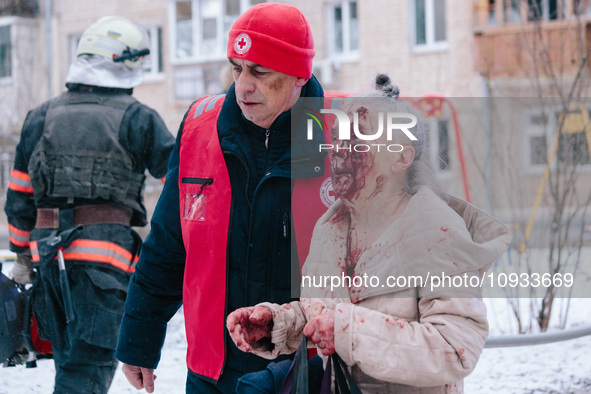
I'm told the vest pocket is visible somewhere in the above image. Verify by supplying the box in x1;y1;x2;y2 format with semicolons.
181;178;213;221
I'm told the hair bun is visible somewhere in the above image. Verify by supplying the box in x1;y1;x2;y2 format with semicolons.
375;73;400;99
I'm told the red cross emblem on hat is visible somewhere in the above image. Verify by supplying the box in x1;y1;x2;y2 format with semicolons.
234;33;252;55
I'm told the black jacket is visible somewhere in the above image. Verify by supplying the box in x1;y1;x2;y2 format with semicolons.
4;84;175;254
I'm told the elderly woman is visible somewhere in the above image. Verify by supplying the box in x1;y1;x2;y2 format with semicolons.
227;74;511;393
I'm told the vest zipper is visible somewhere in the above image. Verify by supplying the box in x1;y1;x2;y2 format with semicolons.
265;129;270;150
220;196;234;377
222;151;252;206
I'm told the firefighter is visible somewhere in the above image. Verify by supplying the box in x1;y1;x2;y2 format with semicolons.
4;15;175;394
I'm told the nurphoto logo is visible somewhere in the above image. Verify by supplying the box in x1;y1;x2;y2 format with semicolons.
305;108;418;153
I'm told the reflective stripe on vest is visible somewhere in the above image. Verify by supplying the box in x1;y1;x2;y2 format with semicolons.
29;239;137;273
8;169;34;193
30;241;39;261
8;224;30;248
193;94;225;119
179;95;338;381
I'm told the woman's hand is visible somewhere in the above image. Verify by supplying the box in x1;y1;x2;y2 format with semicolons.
303;311;335;356
226;306;273;352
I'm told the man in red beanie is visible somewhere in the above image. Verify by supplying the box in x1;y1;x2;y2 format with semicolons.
115;3;325;393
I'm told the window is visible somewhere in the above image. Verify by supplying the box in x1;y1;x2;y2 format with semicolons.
426;117;451;173
557;131;590;165
574;0;591;16
525;111;550;168
523;106;591;170
143;26;164;78
412;0;446;50
504;0;522;23
174;0;193;58
487;0;521;25
488;0;496;23
172;0;265;62
0;24;11;79
437;119;450;171
326;1;359;58
68;34;79;65
485;0;577;25
527;0;565;21
0;152;13;202
530;135;548;165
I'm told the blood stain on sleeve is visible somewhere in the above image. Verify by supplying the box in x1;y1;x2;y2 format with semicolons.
457;348;467;362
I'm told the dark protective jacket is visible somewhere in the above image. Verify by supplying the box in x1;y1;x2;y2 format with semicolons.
4;84;175;262
4;84;174;393
115;77;325;392
28;91;145;219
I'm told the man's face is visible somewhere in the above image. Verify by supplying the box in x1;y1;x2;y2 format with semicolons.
230;58;307;129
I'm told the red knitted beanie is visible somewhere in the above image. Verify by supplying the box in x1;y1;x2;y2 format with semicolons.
227;3;315;79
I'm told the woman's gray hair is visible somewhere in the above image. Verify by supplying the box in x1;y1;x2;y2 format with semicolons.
357;73;448;201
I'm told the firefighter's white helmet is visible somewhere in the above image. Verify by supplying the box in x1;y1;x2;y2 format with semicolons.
76;16;148;68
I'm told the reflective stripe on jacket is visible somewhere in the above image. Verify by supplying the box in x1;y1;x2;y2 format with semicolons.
30;238;138;273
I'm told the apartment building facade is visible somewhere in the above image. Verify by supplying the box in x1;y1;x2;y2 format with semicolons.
1;0;591;244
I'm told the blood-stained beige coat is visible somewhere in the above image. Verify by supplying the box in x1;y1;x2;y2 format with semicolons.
253;186;512;393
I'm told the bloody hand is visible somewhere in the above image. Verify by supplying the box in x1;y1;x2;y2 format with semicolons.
303;311;335;356
227;306;273;352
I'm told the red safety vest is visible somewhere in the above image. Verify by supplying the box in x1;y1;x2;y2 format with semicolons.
178;94;340;381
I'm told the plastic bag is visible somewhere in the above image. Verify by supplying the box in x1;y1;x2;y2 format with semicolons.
279;336;361;394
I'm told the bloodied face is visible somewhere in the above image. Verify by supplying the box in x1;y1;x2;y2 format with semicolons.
329;105;382;201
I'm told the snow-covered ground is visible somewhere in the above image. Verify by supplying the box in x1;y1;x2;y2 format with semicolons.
0;307;188;394
466;297;591;393
2;262;591;393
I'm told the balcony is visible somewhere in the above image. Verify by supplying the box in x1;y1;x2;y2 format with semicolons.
473;0;591;79
474;19;590;79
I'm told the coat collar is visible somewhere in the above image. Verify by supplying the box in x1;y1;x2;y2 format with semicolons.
303;187;512;301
